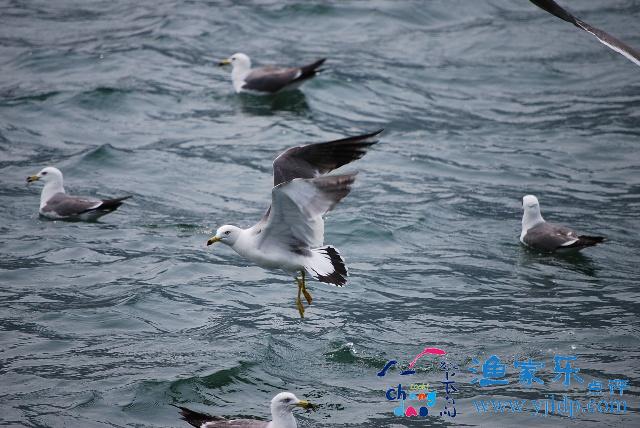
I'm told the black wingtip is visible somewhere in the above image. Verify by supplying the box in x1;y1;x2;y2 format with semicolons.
337;128;384;144
579;235;606;245
297;58;328;81
368;128;384;137
562;235;606;250
351;128;384;138
529;0;580;27
106;195;132;202
99;195;132;211
171;404;218;428
309;58;327;69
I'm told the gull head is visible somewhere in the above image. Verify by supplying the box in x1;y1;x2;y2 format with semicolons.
522;194;544;228
218;52;251;70
207;225;242;246
27;166;63;185
522;194;540;211
270;392;314;417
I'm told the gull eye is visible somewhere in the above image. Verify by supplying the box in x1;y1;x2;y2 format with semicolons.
224;230;231;235
41;171;48;175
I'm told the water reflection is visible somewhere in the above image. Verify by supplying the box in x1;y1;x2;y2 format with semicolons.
237;90;311;116
516;246;599;278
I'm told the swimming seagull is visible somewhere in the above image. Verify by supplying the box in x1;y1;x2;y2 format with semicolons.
219;53;326;94
529;0;640;66
207;129;382;317
520;195;605;252
26;166;131;220
175;392;314;428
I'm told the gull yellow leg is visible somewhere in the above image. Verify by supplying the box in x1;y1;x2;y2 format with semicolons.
294;270;312;318
295;273;305;318
300;270;312;305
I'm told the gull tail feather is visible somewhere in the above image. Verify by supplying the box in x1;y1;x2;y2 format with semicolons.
305;245;347;286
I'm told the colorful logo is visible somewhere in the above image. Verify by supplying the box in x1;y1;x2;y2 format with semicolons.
386;383;437;417
378;346;457;418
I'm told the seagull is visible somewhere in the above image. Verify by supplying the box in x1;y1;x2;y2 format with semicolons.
206;129;382;317
175;392;314;428
529;0;640;66
26;166;131;221
520;195;605;252
218;53;326;94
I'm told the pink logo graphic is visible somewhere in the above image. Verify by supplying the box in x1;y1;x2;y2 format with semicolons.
408;347;447;369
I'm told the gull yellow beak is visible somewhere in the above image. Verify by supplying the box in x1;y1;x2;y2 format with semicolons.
218;58;231;66
207;236;222;246
295;400;315;410
26;175;39;183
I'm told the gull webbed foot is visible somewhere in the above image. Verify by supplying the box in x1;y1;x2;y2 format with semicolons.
296;297;305;318
302;287;313;306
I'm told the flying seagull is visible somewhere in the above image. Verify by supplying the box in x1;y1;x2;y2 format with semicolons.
219;53;326;94
26;166;131;221
175;392;314;428
520;195;605;252
529;0;640;66
206;129;382;317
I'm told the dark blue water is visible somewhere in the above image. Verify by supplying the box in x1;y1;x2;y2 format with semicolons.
1;1;639;426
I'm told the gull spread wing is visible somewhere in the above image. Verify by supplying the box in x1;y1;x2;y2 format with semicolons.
272;129;382;186
256;174;356;253
530;0;640;66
